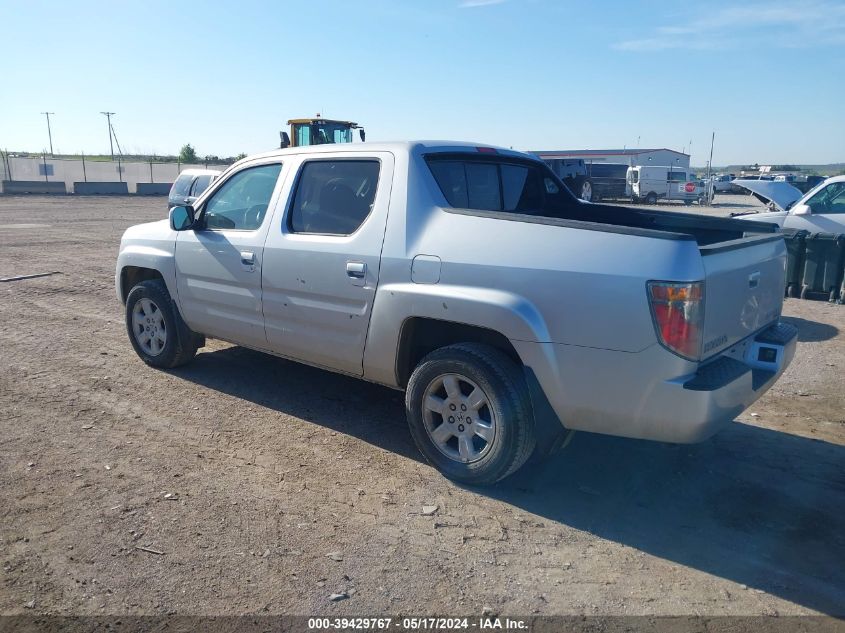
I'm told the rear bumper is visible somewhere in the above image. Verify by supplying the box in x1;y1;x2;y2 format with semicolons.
514;321;798;444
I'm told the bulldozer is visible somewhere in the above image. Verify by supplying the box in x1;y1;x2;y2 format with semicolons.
280;116;365;149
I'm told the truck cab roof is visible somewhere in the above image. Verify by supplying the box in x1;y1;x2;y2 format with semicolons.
242;141;540;163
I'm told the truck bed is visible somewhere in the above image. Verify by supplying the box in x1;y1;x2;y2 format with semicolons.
563;202;780;246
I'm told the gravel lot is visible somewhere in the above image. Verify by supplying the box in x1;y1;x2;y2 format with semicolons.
1;196;843;618
608;191;769;217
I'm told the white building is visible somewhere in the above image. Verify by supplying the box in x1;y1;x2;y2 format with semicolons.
532;148;690;169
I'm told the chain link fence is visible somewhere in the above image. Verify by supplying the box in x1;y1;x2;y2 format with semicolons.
0;153;231;194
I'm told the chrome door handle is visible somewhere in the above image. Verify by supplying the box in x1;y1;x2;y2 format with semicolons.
346;261;366;278
241;251;255;265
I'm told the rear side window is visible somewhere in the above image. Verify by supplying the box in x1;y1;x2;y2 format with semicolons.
171;174;193;197
427;157;558;214
191;174;214;196
289;160;380;235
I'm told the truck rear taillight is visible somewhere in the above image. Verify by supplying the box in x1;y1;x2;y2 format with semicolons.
647;281;705;360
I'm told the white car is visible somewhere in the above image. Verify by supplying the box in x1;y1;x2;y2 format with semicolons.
733;175;845;233
711;174;736;192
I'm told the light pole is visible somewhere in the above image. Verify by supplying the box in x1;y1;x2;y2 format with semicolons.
41;112;55;156
101;112;116;160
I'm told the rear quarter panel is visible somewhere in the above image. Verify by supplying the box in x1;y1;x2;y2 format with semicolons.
363;147;707;384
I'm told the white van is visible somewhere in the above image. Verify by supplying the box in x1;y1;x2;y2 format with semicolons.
626;165;699;205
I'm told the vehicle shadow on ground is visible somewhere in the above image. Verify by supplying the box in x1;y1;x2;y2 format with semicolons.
172;345;423;462
491;426;845;616
174;347;845;616
780;316;839;342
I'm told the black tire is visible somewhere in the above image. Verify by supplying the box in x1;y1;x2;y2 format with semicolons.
125;279;198;368
405;343;536;485
645;192;658;205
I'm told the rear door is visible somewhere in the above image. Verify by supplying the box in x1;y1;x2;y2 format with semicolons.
261;151;394;375
175;162;285;348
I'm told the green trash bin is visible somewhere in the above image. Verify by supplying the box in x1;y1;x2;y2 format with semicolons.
800;233;845;302
782;229;809;298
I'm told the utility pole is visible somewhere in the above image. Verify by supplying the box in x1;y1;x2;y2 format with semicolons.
707;131;715;205
101;112;116;160
41;112;55;156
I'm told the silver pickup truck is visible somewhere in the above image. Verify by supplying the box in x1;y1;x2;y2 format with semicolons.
116;141;798;484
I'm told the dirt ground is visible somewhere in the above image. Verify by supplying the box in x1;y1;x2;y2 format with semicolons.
1;196;843;618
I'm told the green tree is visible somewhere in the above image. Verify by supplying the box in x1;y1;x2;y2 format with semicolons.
178;143;198;163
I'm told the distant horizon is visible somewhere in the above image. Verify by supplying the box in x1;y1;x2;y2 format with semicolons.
4;147;842;176
2;0;843;165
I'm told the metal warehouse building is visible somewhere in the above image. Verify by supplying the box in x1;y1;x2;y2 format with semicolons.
532;148;690;169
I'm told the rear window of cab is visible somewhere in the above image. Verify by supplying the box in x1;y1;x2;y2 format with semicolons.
426;155;561;214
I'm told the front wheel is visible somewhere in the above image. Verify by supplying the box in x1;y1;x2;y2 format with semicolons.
645;192;658;205
125;279;198;368
405;343;536;485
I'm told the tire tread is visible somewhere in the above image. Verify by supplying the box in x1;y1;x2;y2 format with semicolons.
126;279;197;368
406;342;536;484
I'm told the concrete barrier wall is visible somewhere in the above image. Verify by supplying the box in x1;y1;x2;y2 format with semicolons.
73;182;130;195
2;157;228;194
2;180;67;194
136;183;172;195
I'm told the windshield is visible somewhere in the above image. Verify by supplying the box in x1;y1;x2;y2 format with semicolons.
311;122;353;144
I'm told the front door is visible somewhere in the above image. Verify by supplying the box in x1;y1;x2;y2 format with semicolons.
789;181;845;233
262;152;394;375
175;162;285;348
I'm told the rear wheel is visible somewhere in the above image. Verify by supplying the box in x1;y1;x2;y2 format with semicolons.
405;343;535;485
125;279;198;368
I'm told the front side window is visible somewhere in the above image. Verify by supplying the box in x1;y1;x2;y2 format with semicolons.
203;163;282;230
805;182;845;214
427;157;559;214
288;160;380;235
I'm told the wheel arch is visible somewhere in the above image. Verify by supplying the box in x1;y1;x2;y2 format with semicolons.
119;266;165;303
394;317;521;388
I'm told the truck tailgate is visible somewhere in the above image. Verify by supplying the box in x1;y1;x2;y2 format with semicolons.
699;234;786;359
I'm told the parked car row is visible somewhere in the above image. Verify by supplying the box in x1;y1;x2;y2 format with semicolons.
732;175;845;233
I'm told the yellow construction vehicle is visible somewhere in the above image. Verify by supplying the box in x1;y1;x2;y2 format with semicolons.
280;115;365;148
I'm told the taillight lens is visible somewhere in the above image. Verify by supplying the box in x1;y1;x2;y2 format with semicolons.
647;281;705;360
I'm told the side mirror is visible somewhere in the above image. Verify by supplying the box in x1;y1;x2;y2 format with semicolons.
280;131;291;149
169;205;195;231
792;203;811;216
359;128;366;142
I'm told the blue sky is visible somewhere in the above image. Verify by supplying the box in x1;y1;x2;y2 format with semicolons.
1;0;843;165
